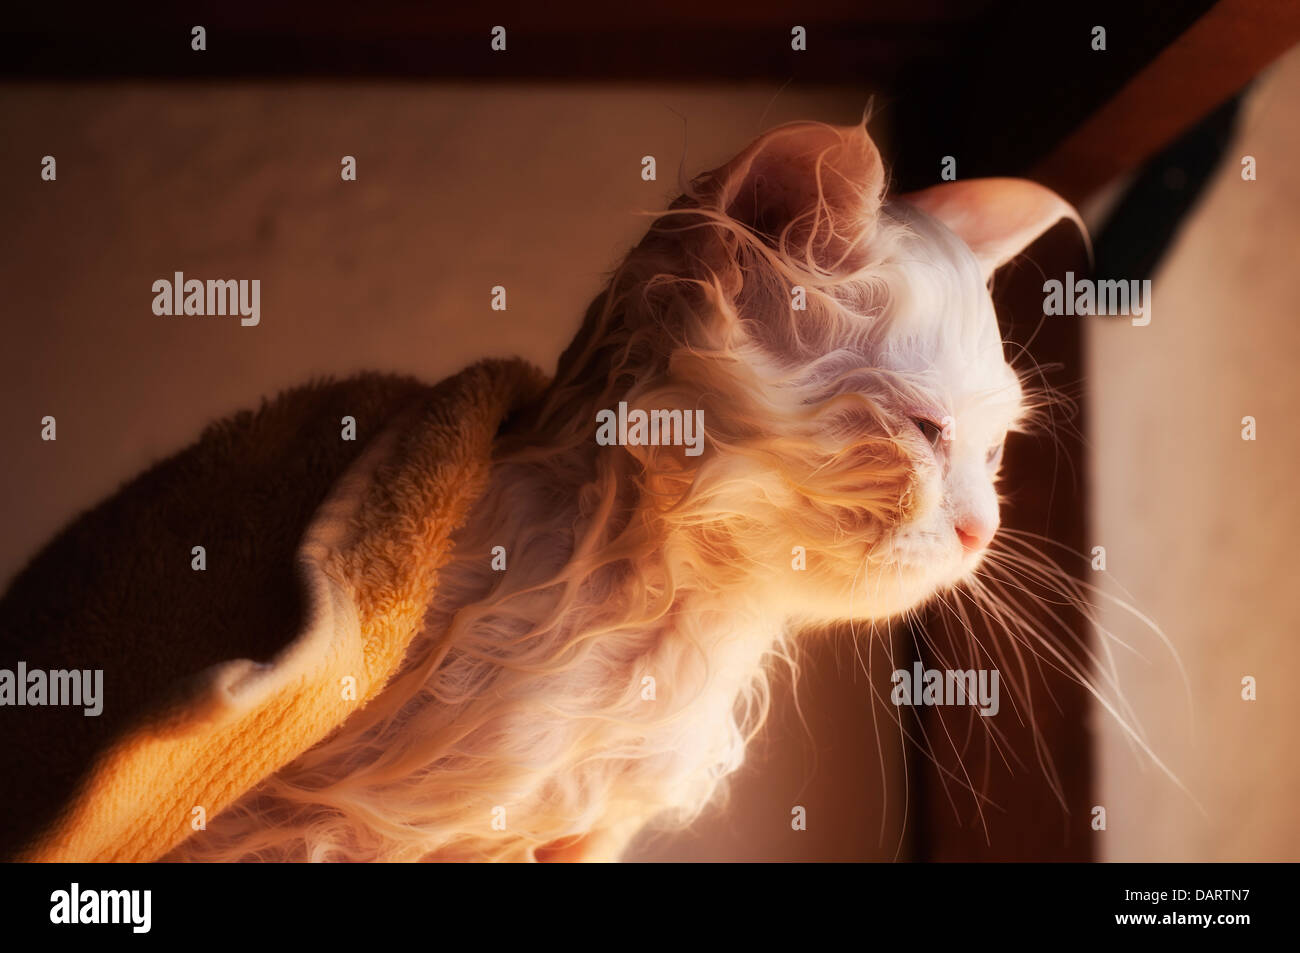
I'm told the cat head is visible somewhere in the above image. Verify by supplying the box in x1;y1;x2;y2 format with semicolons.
539;120;1085;623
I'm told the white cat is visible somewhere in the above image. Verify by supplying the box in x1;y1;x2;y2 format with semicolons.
174;120;1088;862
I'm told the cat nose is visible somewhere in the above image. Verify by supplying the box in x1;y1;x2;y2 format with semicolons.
955;518;995;553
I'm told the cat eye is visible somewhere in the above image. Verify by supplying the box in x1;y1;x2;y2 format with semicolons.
911;417;943;447
987;442;1005;466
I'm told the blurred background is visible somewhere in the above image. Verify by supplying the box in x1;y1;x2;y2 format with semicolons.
1;1;1297;860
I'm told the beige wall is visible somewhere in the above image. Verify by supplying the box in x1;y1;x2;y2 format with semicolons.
1090;47;1300;861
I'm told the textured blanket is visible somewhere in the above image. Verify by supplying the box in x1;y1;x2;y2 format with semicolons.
0;358;547;862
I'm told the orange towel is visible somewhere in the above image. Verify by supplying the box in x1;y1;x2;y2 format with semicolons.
0;358;547;862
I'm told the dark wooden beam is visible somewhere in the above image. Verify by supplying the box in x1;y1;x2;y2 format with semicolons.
1034;0;1300;204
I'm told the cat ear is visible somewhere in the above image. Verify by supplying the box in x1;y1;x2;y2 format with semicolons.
900;179;1090;283
692;121;886;273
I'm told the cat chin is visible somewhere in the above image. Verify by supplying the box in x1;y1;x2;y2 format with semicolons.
854;558;972;619
783;563;964;624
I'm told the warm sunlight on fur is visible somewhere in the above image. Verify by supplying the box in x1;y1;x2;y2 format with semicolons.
169;119;1159;863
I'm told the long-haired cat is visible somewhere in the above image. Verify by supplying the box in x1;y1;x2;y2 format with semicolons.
172;118;1094;862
